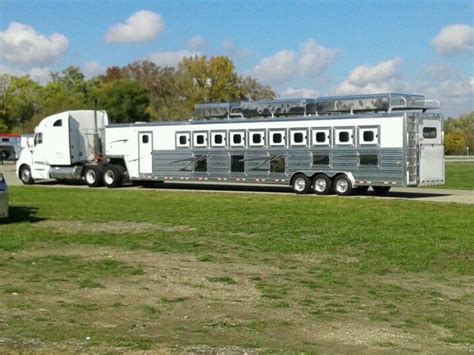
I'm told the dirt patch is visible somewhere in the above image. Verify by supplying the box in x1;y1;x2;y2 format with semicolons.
34;220;194;234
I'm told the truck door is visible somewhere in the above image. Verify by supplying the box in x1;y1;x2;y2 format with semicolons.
418;118;444;185
31;131;50;179
138;132;153;175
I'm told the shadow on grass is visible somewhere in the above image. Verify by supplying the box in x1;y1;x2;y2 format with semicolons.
2;206;45;224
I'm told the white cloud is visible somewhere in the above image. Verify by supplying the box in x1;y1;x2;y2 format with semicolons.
148;50;200;67
334;57;404;95
438;77;474;98
28;67;51;84
432;24;473;54
347;57;402;86
253;50;296;84
0;22;68;68
186;36;204;50
221;40;252;59
421;64;456;80
105;10;164;44
280;87;320;98
253;39;337;85
83;61;105;78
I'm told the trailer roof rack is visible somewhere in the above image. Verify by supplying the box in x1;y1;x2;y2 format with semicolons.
193;93;440;119
315;93;440;115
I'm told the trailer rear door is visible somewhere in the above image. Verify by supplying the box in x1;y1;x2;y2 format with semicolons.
418;118;444;185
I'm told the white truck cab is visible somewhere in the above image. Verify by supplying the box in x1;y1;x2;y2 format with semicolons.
17;110;108;184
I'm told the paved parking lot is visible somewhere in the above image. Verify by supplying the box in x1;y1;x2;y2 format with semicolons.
2;162;473;204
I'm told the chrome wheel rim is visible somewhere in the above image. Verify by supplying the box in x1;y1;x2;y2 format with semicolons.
294;177;306;192
85;170;96;184
21;169;30;182
336;179;348;193
315;178;327;192
104;170;115;185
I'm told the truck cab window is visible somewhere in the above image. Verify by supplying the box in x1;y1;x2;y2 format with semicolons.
34;133;43;146
53;119;62;127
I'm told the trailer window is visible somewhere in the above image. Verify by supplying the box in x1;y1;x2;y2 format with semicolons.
1;138;9;142
193;132;208;147
269;130;286;146
270;156;285;173
339;132;349;142
53;119;62;127
230;132;245;147
335;128;354;145
142;135;149;144
231;155;245;172
312;129;330;146
313;155;329;165
211;132;226;147
250;131;265;147
291;130;307;146
359;127;379;145
177;133;190;147
360;155;378;166
423;127;437;139
194;156;207;172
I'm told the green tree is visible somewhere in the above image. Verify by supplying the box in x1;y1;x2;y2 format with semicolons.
90;79;150;123
3;75;43;132
238;76;276;101
444;132;467;155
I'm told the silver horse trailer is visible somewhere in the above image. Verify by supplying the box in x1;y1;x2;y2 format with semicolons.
102;93;444;195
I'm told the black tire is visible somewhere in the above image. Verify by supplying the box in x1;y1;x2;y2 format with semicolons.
373;186;391;195
291;174;311;194
333;175;353;196
19;165;34;185
354;186;369;194
312;174;333;195
103;165;124;188
83;165;103;187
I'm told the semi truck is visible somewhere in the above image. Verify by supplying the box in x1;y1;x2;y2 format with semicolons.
16;93;445;195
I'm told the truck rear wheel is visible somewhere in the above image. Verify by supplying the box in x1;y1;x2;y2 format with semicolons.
103;165;124;188
83;165;103;187
19;165;34;185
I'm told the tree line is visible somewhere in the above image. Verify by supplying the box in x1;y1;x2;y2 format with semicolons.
0;56;275;133
444;112;474;155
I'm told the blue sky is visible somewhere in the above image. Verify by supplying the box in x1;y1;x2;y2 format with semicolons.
0;0;473;117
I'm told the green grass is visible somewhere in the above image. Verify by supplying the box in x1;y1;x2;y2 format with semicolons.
434;162;474;190
0;186;472;352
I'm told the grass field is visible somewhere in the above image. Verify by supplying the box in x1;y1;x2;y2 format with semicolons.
436;162;474;190
0;187;473;353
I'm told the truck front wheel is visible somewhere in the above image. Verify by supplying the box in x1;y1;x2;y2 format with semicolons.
83;165;103;187
20;165;35;185
103;165;124;188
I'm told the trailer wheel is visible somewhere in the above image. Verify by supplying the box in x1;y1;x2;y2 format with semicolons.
291;174;311;194
83;165;103;187
373;186;391;195
312;174;333;195
19;165;34;185
103;165;124;188
334;175;353;196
